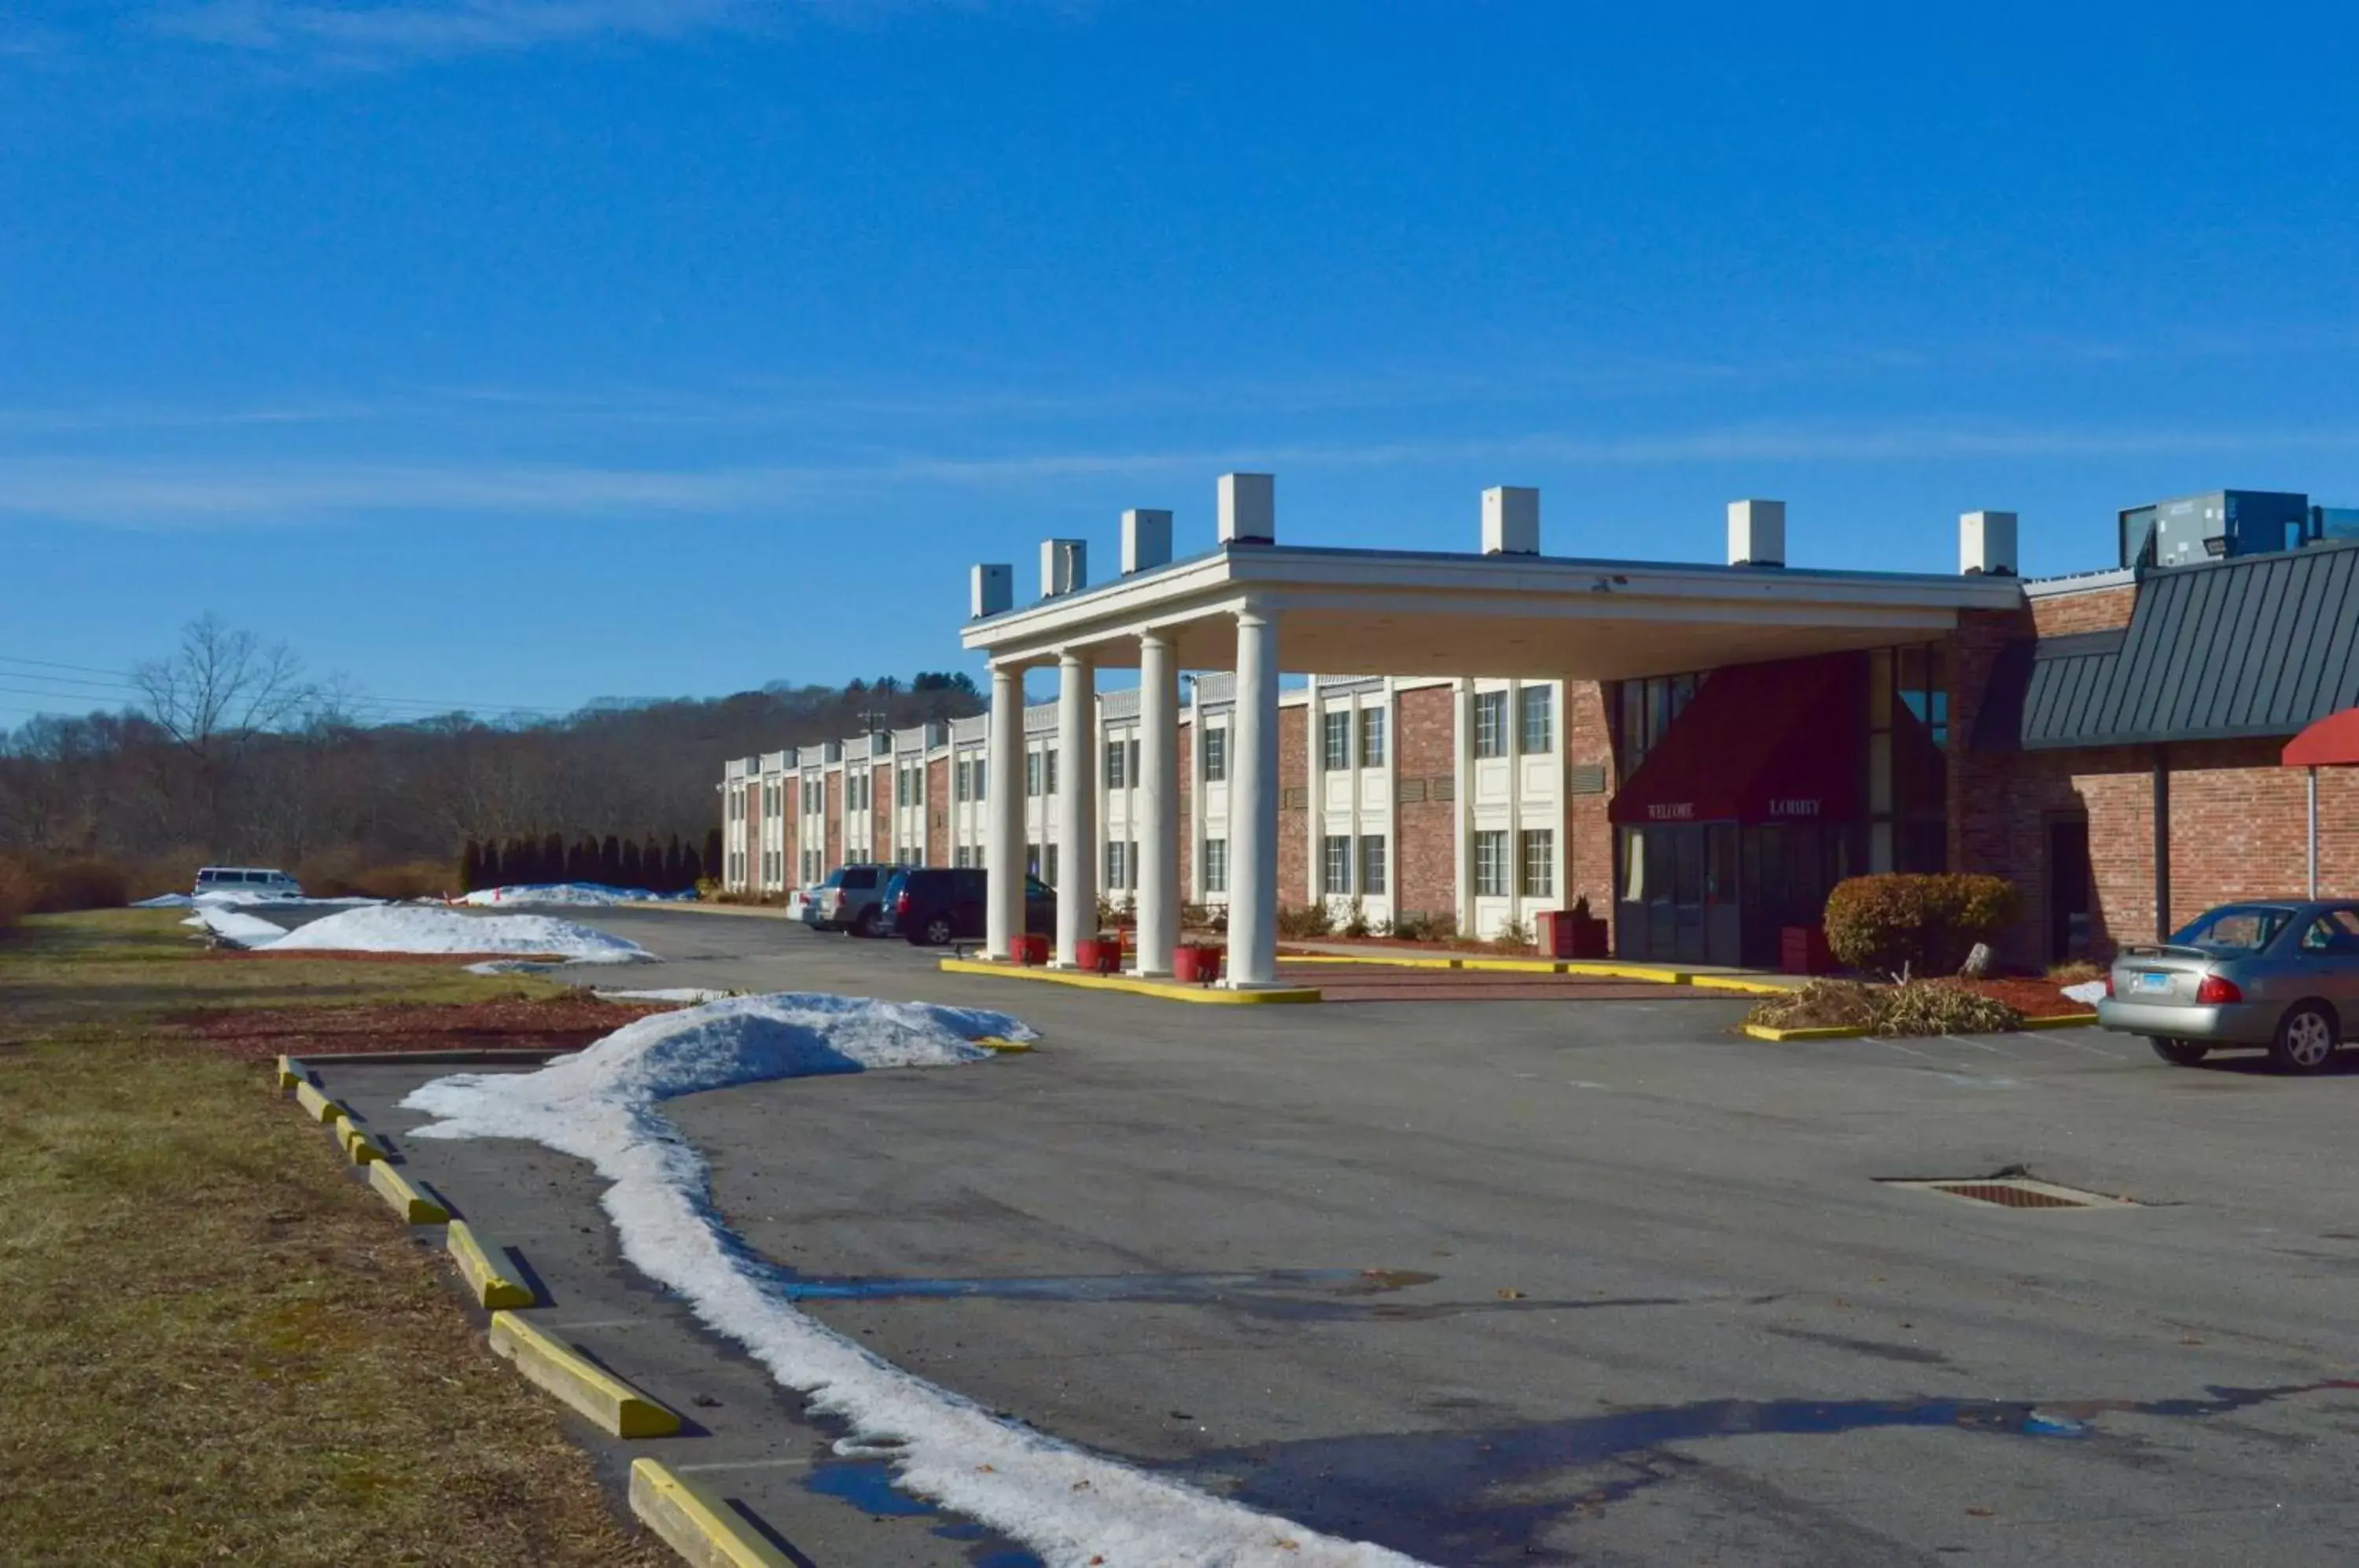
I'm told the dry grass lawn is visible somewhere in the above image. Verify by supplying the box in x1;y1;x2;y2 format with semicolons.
0;910;668;1566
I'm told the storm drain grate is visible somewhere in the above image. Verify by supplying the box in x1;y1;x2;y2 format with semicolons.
1879;1176;2136;1210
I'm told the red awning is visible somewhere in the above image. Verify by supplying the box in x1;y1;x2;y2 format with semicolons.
1609;653;1864;826
2284;707;2359;768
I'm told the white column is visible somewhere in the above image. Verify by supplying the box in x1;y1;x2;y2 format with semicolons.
1229;603;1281;986
1054;651;1099;966
986;664;1025;960
1306;674;1325;904
1453;678;1475;935
1137;631;1180;977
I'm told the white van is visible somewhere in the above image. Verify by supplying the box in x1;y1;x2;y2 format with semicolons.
192;867;306;900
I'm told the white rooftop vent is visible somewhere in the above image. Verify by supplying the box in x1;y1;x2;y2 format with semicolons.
1122;509;1173;574
1960;510;2019;576
1040;538;1087;598
1728;499;1786;568
970;562;1013;618
1218;473;1275;545
1482;486;1540;555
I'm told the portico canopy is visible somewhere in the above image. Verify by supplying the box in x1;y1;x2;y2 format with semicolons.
2284;707;2359;768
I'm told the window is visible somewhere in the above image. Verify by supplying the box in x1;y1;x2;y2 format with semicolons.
1202;727;1227;782
1045;749;1059;796
972;759;985;801
2172;905;2295;951
1322;710;1351;771
1105;840;1137;890
954;760;970;802
1044;844;1059;888
1026;843;1042;878
2301;911;2359;955
1026;753;1042;797
1474;830;1510;897
954;845;970;869
1519;829;1555;897
1616;672;1705;776
1359;708;1386;768
1323;835;1352;894
1106;738;1128;790
1519;685;1554;753
1359;835;1387;895
1474;690;1508;758
1106;840;1126;889
1202;837;1229;893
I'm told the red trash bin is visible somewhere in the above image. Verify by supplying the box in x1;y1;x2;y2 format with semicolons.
1779;925;1833;974
1173;944;1223;985
1536;909;1575;959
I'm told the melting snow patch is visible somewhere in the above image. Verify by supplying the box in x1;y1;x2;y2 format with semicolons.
399;996;1421;1568
193;906;293;947
595;987;735;1003
263;905;654;963
2060;980;2107;1007
458;882;694;907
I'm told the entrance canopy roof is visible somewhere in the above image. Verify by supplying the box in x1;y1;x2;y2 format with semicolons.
962;542;2026;679
2284;707;2359;768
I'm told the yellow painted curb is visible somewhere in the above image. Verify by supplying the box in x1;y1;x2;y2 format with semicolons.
340;1124;388;1165
490;1312;680;1438
938;956;1321;1005
276;1054;305;1090
630;1458;795;1568
1743;1021;1868;1041
1275;950;1797;992
367;1161;451;1224
971;1036;1036;1054
2018;1012;2102;1030
293;1080;348;1124
447;1220;536;1309
1683;973;1803;997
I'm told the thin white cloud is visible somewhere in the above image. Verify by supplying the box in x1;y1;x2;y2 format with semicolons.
7;420;2359;528
145;0;778;65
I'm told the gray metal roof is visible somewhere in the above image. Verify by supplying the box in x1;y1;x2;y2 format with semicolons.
1976;542;2359;751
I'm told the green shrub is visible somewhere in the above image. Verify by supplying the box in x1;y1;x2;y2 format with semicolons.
1340;900;1373;939
1389;909;1457;943
1744;977;2023;1036
1491;915;1535;951
1821;874;2019;977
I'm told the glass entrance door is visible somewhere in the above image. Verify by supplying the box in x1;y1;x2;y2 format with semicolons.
1618;823;1741;966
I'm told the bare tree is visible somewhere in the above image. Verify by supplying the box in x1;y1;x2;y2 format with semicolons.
133;614;315;845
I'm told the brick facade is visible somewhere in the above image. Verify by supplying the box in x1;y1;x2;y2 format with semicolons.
1563;679;1617;939
824;774;842;869
2030;582;2136;636
870;763;890;865
1277;705;1308;907
1394;683;1456;919
926;757;951;867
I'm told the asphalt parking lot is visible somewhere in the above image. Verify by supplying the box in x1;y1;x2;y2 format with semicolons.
307;907;2359;1566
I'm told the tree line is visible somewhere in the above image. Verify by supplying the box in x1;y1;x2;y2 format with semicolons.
0;615;984;899
462;830;725;894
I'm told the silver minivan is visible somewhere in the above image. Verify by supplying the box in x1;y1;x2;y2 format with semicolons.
193;867;306;900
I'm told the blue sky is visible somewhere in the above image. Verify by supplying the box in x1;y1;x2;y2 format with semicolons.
3;1;2357;723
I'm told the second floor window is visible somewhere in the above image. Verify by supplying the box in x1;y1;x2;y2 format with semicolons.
1202;727;1227;782
1520;685;1554;753
1474;691;1508;759
1322;711;1351;771
1359;708;1386;768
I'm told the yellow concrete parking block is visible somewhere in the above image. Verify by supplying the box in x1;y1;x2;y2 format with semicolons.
629;1459;797;1568
366;1161;450;1224
340;1124;388;1165
939;956;1321;1004
447;1220;536;1309
292;1080;346;1124
490;1312;680;1438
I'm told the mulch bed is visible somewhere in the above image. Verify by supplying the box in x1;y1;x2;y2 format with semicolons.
1956;977;2092;1019
171;997;680;1062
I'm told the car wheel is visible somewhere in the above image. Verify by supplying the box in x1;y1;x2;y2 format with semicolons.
922;915;954;946
853;907;881;938
2269;1003;2339;1073
2150;1037;2209;1066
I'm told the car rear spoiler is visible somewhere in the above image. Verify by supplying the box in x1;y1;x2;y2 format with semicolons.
2118;943;2210;961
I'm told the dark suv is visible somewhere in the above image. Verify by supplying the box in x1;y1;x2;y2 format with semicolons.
885;867;1057;946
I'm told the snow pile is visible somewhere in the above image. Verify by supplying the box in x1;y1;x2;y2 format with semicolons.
596;987;735;1003
2061;979;2108;1007
192;905;289;947
136;891;379;909
263;905;654;963
458;883;693;907
401;997;1419;1568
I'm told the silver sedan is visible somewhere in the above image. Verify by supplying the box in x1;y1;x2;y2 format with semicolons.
2098;901;2359;1072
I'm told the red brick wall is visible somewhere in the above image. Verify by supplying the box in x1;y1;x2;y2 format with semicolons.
2166;742;2359;922
1395;683;1456;919
1278;705;1308;907
2030;583;2136;636
824;773;843;869
926;757;951;867
870;764;891;863
1564;680;1617;937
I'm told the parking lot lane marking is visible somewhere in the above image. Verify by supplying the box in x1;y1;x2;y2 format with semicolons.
1940;1033;2011;1055
2045;1032;2129;1058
